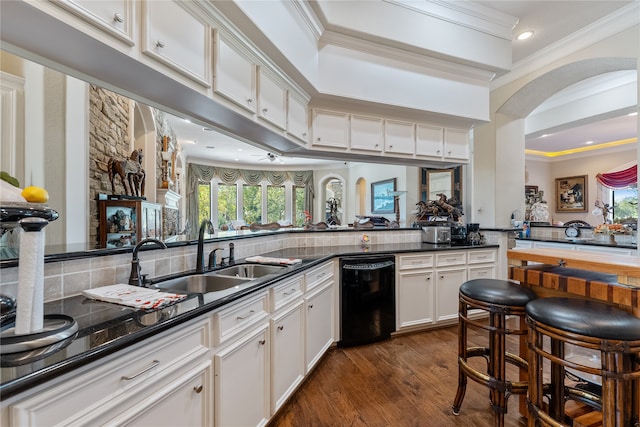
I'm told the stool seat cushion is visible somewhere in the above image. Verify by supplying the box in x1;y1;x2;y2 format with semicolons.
460;279;537;307
526;297;640;341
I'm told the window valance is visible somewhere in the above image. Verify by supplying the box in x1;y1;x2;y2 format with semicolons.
595;164;637;189
186;164;314;236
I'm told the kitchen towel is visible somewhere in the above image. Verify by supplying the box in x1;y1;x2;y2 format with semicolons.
83;284;187;310
15;221;46;335
245;256;302;265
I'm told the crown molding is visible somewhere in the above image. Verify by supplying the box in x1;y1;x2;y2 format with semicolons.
385;0;517;40
290;0;324;42
492;2;640;89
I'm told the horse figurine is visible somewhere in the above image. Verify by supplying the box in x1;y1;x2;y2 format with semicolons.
107;149;145;197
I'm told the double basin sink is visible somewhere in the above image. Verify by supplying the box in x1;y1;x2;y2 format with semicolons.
153;263;289;296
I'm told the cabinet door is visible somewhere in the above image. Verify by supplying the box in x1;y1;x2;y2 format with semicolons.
415;123;443;158
214;30;256;113
271;301;305;413
106;359;212;427
51;0;134;46
142;0;210;87
397;269;434;329
350;115;383;152
215;324;269;427
385;120;415;155
443;128;470;161
311;109;349;149
435;268;467;323
257;66;287;130
287;92;309;144
305;282;334;372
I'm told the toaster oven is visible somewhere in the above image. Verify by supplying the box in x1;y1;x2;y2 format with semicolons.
422;226;451;245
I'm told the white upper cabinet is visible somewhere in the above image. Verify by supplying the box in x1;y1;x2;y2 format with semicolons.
257;66;287;130
214;30;257;113
444;128;470;161
287;92;309;144
141;0;210;87
50;0;134;46
311;109;349;149
350;115;383;152
384;120;415;155
415;124;444;158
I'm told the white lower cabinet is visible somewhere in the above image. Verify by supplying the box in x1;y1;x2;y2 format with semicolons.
214;323;270;427
305;281;334;373
397;268;434;329
397;249;495;330
435;267;467;323
7;318;211;426
270;300;305;414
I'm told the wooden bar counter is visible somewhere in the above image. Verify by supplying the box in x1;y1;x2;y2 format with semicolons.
507;248;640;424
507;248;640;317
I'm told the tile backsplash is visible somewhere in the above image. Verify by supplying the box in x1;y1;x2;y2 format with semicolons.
0;230;422;303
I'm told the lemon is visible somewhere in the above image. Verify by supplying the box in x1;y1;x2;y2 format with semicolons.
21;186;49;203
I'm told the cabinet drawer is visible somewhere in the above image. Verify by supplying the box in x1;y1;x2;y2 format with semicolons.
467;250;496;265
435;252;466;267
270;275;303;312
213;291;268;345
398;254;434;270
305;262;333;292
468;265;496;280
10;318;209;426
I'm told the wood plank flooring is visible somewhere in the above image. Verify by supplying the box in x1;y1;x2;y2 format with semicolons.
269;324;528;427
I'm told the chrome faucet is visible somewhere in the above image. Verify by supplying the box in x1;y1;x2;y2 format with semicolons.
128;238;167;286
196;219;215;273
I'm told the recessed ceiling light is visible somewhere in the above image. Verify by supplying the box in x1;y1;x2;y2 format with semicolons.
234;158;240;162
516;30;534;41
237;148;243;152
206;145;215;149
541;134;549;138
203;127;213;131
629;112;638;116
585;141;594;145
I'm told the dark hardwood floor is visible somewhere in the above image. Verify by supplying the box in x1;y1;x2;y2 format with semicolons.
270;323;528;427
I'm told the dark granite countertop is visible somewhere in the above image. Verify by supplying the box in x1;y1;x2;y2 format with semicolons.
0;242;496;398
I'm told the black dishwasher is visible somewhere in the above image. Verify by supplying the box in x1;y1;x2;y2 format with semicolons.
339;255;395;347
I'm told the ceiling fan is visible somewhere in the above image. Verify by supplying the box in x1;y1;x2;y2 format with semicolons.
252;152;283;163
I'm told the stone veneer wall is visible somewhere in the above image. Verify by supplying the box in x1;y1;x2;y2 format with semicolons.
88;86;132;245
0;230;423;303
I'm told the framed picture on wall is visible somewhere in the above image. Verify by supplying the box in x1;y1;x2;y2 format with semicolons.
371;178;396;214
555;175;587;212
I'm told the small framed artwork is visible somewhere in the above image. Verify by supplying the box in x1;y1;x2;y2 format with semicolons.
371;178;396;214
555;175;587;212
525;185;538;195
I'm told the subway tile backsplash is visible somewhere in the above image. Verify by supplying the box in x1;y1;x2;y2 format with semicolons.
0;230;423;303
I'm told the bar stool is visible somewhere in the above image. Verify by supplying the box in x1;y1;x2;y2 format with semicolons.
452;278;537;426
526;297;640;427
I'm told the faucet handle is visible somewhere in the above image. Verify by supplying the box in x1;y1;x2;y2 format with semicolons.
208;248;222;269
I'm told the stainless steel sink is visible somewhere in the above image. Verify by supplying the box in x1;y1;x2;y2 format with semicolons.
155;274;250;294
213;263;288;279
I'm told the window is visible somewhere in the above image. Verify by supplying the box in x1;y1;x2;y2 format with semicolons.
293;186;306;226
612;186;638;222
197;182;211;224
217;184;237;228
243;185;262;224
267;185;285;223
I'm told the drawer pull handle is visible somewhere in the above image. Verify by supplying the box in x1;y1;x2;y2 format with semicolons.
283;288;297;296
259;339;266;346
155;40;165;49
236;309;255;320
278;325;284;331
193;384;203;394
121;360;160;381
308;304;314;309
113;13;124;23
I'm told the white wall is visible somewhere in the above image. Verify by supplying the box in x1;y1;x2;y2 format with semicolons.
526;147;636;225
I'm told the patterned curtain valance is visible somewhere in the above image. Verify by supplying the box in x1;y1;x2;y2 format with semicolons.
596;164;637;189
